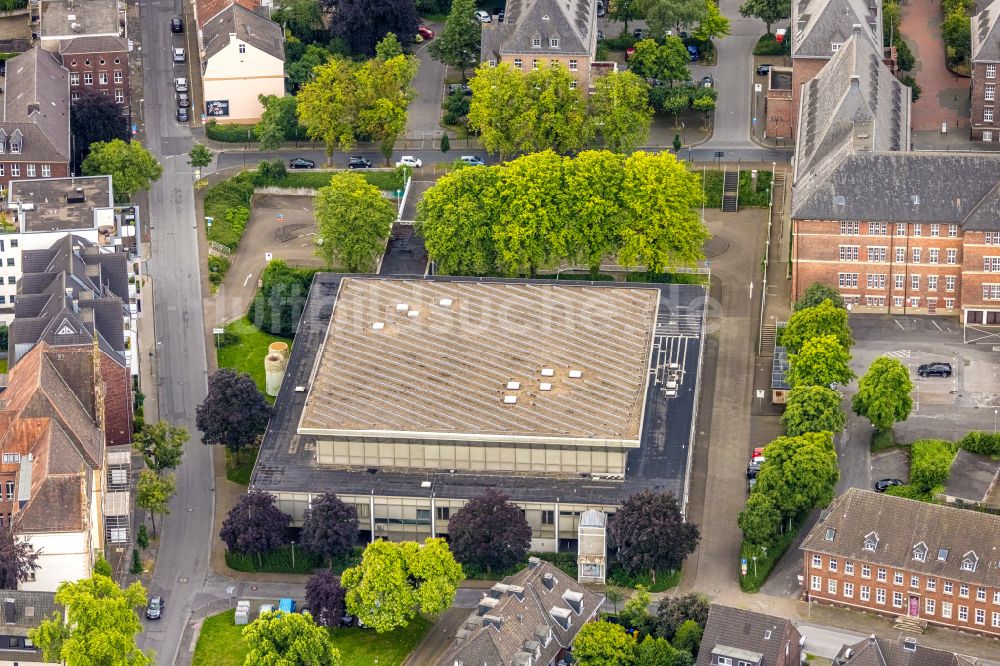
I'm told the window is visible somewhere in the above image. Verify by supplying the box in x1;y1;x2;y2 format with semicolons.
994;590;1000;604
867;274;886;289
811;575;821;591
894;572;903;585
877;568;886;581
70;72;79;85
532;37;542;48
912;247;921;263
876;588;886;604
975;608;985;625
5;277;12;285
866;296;885;307
944;581;953;594
718;658;732;666
895;247;906;263
845;561;854;575
947;248;958;264
960;583;969;597
99;72;108;85
10;165;18;177
541;510;554;525
913;224;922;236
860;586;870;601
943;276;956;291
239;43;246;54
988;64;998;78
828;579;837;595
949;224;958;237
829;557;838;572
925;598;936;615
945;298;955;308
812;554;822;568
532;59;539;70
869;247;887;262
928;275;938;291
549;38;559;47
869;222;887;235
84;72;93;85
985;257;1000;272
489;59;497;67
71;91;79;101
984;285;1000;300
896;222;907;236
831;42;843;53
894;274;905;289
4;481;12;500
844;582;854;598
115;89;124;104
0;164;5;176
993;612;1000;628
41;164;50;177
85;58;91;66
569;59;577;71
894;296;904;307
977;588;987;601
25;164;34;177
910;296;920;307
839;273;859;288
910;575;920;588
1;453;19;464
985;107;994;123
114;70;123;83
840;246;859;261
514;58;523;68
435;507;449;520
841;221;859;235
943;602;952;619
911;274;920;290
959;606;968;622
929;248;939;263
861;564;871;578
549;59;557;66
10;141;19;155
986;231;1000;245
893;591;903;608
930;223;940;237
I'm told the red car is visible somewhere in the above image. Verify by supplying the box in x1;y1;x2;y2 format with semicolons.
752;447;765;458
625;47;635;59
418;26;434;39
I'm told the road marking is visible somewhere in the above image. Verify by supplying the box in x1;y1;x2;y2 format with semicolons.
883;350;911;358
242;273;253;287
894;319;905;330
931;320;943;332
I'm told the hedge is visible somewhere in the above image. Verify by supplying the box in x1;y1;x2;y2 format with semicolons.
910;439;957;493
958;431;1000;458
264;169;406;192
753;33;790;56
206;120;259;143
204;172;255;249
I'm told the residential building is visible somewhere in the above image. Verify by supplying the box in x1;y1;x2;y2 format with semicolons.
37;0;127;53
60;35;130;109
194;0;257;28
786;0;883;137
971;0;1000;141
481;0;599;91
197;2;284;122
9;234;134;446
0;342;130;592
435;557;603;666
0;48;71;194
834;634;981;665
0;590;60;664
696;605;802;666
801;488;1000;637
251;274;706;552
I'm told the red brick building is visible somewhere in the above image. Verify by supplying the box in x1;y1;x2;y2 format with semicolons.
60;36;130;109
801;489;1000;637
970;0;999;142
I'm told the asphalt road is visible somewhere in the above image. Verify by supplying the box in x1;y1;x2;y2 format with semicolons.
406;22;448;138
134;2;213;663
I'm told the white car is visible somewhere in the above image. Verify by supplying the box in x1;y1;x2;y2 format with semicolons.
174;77;188;92
396;156;422;168
474;9;491;22
173;47;186;63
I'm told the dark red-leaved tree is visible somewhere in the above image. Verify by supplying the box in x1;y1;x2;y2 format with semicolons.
300;493;358;567
71;89;129;169
332;0;418;55
447;489;531;575
655;593;711;641
0;524;40;589
220;491;291;567
608;490;700;585
305;569;346;627
196;369;271;462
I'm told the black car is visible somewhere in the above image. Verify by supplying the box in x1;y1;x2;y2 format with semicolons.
146;596;163;620
633;28;645;39
917;362;952;377
289;157;316;169
494;7;505;22
446;83;472;96
170;17;184;33
746;460;763;479
347;156;371;169
874;478;904;493
757;63;772;76
176;107;189;122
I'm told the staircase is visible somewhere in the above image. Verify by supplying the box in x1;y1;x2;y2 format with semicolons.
759;324;777;357
892;615;928;634
722;169;739;212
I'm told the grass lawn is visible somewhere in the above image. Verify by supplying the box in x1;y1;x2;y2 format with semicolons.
0;358;7;374
225;447;258;485
216;317;292;400
192;609;430;666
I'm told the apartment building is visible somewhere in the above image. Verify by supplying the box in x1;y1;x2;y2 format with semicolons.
801;489;1000;637
251;274;706;552
970;0;999;141
60;35;131;108
37;0;127;53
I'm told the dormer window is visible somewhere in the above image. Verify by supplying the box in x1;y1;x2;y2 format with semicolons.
0;129;6;155
912;542;928;562
863;531;879;552
824;527;836;541
550;38;559;47
532;37;541;48
831;42;842;53
962;551;979;572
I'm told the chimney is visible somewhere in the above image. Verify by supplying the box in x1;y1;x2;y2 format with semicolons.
542;573;555;590
849;75;861;91
482;614;503;631
477;597;499;616
72;298;79;313
528;556;541;569
852;23;862;38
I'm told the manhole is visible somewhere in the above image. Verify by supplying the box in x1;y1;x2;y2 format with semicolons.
179;577;188;583
703;236;729;258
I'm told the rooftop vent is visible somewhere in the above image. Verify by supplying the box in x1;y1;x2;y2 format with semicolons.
562;590;583;614
420;480;432;488
371;322;385;330
542;572;555;589
478;597;500;616
507;381;521;390
395;303;409;312
568;370;583;378
294;386;306;392
407;310;420;318
911;195;920;205
541;368;554;377
549;607;571;630
539;383;552;391
438;298;453;307
503;395;517;404
903;637;917;652
528;556;541;568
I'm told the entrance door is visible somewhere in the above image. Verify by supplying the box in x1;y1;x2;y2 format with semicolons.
909;596;919;616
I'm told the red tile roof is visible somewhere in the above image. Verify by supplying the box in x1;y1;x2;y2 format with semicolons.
195;0;259;27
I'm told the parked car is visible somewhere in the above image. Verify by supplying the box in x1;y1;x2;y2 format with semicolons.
258;603;275;618
596;29;604;41
417;25;434;39
170;16;184;33
687;45;699;61
446;83;472;96
748;477;757;492
176;107;189;122
756;63;772;76
497;9;505;22
347;156;372;169
396;155;422;168
632;28;645;39
597;0;606;16
701;75;714;88
874;478;904;493
746;455;765;478
474;9;491;22
459;155;485;166
917;362;952;377
752;446;765;458
174;77;188;92
146;596;163;620
173;47;186;63
176;91;190;107
625;47;635;59
289;157;316;169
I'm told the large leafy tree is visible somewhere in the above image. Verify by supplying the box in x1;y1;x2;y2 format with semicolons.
81;139;162;203
737;492;782;548
0;524;39;588
135;470;175;538
694;1;731;42
243;609;341;666
794;282;844;311
133;420;187;475
636;635;695;666
607;490;700;584
188;145;213;169
852;357;913;433
754;432;839;520
256;95;300;151
781;385;846;436
673;620;703;657
196;369;272;462
71;90;129;166
780;299;853;353
466;63;531;159
910;439;956;493
286;44;332;93
313;172;396;271
627;38;690;86
563;150;629;276
304;569;346;628
300;493;359;567
247;260;315;338
332;0;418;55
341;538;463;632
642;0;708;37
787;335;853;389
654;593;710;641
447;489;531;574
355;36;418;163
590;71;653;153
573;621;637;666
429;0;481;77
609;0;641;31
30;574;152;666
220;491;291;566
272;0;323;41
942;8;971;62
738;0;791;33
296;58;360;160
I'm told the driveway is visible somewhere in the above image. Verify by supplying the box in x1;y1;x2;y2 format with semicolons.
405;22;448;142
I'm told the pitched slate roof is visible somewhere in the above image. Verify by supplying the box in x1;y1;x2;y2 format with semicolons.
834;635;980;666
0;589;59;630
972;0;1000;62
484;0;596;60
435;559;603;666
0;47;70;163
801;488;1000;588
59;34;128;55
792;0;881;58
201;3;284;61
695;605;801;666
196;0;258;27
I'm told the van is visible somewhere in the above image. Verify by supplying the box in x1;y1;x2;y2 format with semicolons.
278;598;296;614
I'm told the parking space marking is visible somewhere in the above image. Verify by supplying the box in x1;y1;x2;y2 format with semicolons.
931;320;943;332
894;319;905;329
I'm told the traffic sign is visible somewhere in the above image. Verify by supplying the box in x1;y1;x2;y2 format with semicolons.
277;213;284;223
212;328;224;335
741;558;748;577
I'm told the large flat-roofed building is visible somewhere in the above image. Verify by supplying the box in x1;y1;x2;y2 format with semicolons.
252;274;706;552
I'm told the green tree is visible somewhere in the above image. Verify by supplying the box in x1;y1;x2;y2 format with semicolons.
256;95;300;150
355;41;418;164
522;64;593;154
136;470;175;539
694;1;731;42
659;88;691;124
852;357;913;433
737;492;782;547
341;538;463;633
619;584;653;633
133;420;188;475
755;432;839;519
780;298;853;352
787;335;853;388
81;139;163;203
375;32;404;60
794;282;844;311
286;43;332;93
313;172;396;271
609;0;641;31
629;38;691;86
573;621;637;666
738;0;790;33
564;150;628;276
272;0;322;41
428;0;481;77
296;58;359;161
93;554;113;577
692;95;716;115
188;144;213;168
30;574;153;666
781;385;846;436
440;133;450;152
467;63;530;159
590;71;653;153
882;1;901;47
910;439;957;493
672;619;703;657
242;610;341;666
642;0;709;36
942;8;971;62
606;586;625;613
636;635;694;666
